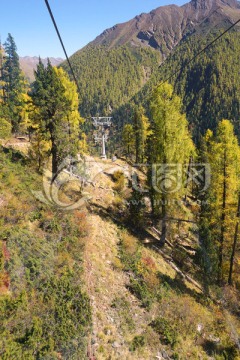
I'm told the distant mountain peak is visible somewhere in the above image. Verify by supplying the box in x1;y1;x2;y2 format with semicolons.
20;56;63;82
190;0;239;9
190;0;216;9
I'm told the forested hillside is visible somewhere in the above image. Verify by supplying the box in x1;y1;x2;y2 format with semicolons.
113;29;240;142
60;0;240;141
164;30;240;140
61;45;160;117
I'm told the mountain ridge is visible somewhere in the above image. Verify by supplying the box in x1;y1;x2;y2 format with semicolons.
89;0;240;57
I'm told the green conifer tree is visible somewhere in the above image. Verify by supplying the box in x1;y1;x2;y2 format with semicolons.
122;123;135;159
2;33;25;132
147;83;194;245
132;106;150;163
200;120;240;284
30;60;84;174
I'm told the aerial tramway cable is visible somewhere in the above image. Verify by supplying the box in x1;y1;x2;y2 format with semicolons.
44;0;81;93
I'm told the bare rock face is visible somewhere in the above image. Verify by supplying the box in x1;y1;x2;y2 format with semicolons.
89;0;240;58
190;0;216;9
191;0;239;8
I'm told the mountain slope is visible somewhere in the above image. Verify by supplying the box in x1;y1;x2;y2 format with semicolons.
61;0;240;122
61;45;160;118
90;0;240;57
0;142;239;359
111;29;240;142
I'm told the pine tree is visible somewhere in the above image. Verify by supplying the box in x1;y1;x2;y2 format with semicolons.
198;129;215;292
200;120;240;284
30;60;84;174
132;106;150;163
0;40;12;138
122;123;135;158
147;83;194;245
2;33;25;132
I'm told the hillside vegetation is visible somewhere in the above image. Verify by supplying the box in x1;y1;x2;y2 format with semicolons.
149;30;240;140
0;148;91;359
110;29;240;143
61;45;160;117
0;146;239;359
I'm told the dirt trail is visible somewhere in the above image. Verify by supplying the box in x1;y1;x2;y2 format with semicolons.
83;212;160;360
81;157;205;359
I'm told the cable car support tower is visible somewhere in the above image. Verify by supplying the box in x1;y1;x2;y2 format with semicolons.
92;117;112;159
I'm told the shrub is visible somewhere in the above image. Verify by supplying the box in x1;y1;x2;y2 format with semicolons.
128;277;153;309
129;335;145;351
112;170;125;193
151;317;178;347
121;233;138;256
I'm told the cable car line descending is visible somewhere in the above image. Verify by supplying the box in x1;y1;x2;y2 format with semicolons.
44;0;81;94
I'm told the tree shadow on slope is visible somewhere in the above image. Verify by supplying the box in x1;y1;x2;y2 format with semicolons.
88;202;204;301
157;273;203;303
87;201;161;244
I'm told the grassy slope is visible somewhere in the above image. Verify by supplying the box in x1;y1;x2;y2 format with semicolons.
0;146;239;359
0;147;91;359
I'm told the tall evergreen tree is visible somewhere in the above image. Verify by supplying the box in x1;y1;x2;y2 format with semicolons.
198;130;215;292
122;123;135;159
30;60;84;174
147;83;194;245
2;33;25;132
0;40;11;138
132;106;150;163
200;120;240;284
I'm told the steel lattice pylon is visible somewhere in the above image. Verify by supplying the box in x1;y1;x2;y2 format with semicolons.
92;117;112;159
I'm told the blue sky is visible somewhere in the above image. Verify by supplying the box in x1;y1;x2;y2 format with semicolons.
1;0;186;58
